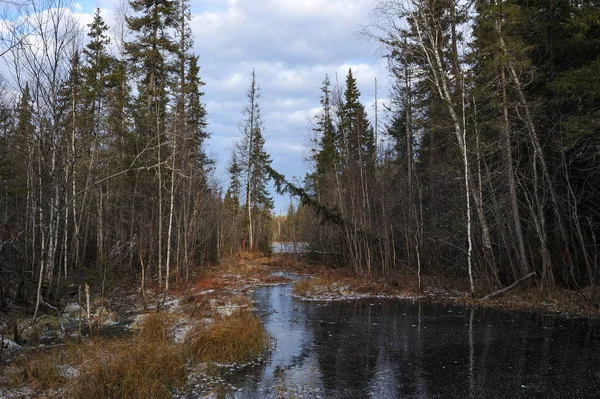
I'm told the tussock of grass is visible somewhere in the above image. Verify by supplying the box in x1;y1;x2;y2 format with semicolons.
12;349;68;391
188;310;268;364
72;339;185;399
137;312;176;343
71;312;185;399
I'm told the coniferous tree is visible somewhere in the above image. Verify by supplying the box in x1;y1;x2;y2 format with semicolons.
313;75;338;196
222;152;243;254
80;9;116;271
126;0;179;287
237;70;273;252
340;68;375;168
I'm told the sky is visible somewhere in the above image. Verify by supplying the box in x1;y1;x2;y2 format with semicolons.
71;0;391;214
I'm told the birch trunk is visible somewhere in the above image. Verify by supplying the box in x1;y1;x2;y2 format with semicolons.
165;146;176;291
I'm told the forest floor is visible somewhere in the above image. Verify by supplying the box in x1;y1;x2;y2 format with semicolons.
1;253;599;398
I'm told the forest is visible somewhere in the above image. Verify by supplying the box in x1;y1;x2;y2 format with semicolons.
0;0;599;319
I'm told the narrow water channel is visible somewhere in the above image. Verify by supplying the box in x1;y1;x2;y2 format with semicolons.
221;274;600;398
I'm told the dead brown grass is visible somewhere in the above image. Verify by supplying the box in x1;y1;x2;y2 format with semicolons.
190;254;290;294
262;254;320;272
187;310;268;364
5;312;187;399
72;312;186;399
137;312;176;343
9;347;69;391
71;339;185;399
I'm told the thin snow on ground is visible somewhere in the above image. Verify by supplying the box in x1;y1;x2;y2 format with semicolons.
292;292;424;302
1;337;21;349
173;323;193;344
56;365;80;380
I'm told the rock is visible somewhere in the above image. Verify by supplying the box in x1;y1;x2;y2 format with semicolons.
1;337;20;349
163;298;181;311
63;303;81;314
129;313;147;330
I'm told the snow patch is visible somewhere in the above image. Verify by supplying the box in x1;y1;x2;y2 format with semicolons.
1;337;20;349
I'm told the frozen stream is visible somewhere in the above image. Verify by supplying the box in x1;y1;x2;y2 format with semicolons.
212;274;600;398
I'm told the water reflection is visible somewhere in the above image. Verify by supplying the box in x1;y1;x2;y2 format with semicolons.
229;277;600;398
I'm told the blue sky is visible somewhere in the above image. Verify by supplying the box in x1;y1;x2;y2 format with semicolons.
78;0;390;213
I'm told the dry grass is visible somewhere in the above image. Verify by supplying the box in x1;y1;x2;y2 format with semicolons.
137;312;177;343
4;309;271;397
71;312;186;399
10;347;69;391
71;339;185;399
5;312;187;399
187;310;268;364
191;254;290;294
262;254;321;272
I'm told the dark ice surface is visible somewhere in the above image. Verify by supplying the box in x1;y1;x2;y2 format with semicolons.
222;274;600;398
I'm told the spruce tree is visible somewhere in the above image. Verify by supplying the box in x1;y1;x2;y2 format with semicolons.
83;8;113;114
340;68;374;167
185;55;210;170
126;0;179;135
238;71;273;251
126;0;179;288
314;75;338;179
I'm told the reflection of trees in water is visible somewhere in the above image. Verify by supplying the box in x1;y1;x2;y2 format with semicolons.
310;301;379;397
231;290;600;398
466;311;600;398
237;284;322;397
306;301;436;397
306;301;600;398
